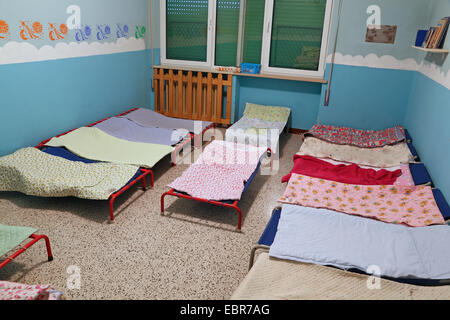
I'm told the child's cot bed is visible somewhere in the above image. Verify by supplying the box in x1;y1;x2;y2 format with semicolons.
233;200;450;300
161;140;271;231
0;107;199;222
34;108;178;221
231;252;450;300
39;146;153;221
37;108;195;166
0;224;53;270
225;103;290;154
249;189;450;269
118;107;216;149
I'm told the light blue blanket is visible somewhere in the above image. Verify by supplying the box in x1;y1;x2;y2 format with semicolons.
269;204;450;280
122;108;212;135
94;117;188;146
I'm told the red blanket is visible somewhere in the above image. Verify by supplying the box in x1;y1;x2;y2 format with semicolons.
281;155;402;185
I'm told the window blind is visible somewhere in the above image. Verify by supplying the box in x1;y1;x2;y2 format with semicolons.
166;0;209;62
269;0;327;71
215;0;241;66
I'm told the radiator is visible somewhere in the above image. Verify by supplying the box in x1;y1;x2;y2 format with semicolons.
153;67;233;125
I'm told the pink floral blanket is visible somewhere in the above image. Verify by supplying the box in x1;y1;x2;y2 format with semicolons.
0;281;63;300
168;140;267;200
279;173;444;227
306;124;405;148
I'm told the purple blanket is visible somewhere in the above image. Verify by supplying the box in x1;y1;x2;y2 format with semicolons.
122;108;213;135
94;117;188;146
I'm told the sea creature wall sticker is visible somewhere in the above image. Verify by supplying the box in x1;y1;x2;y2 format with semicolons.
135;25;146;39
96;24;111;41
48;23;69;41
19;21;43;40
0;20;10;40
0;19;144;43
116;24;129;39
75;25;92;42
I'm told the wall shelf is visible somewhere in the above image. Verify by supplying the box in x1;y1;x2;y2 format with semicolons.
412;46;450;53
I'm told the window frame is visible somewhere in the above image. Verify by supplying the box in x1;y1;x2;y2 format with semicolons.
160;0;217;69
160;0;334;80
260;0;333;78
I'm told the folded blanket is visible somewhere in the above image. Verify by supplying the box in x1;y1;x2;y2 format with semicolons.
94;117;189;146
0;148;139;200
298;137;414;168
306;124;405;148
269;204;450;280
281;155;402;185
279;173;445;227
0;281;64;300
121;108;212;134
45;127;174;168
168;140;267;200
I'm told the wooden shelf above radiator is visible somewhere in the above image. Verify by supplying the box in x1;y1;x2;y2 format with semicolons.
153;65;327;84
234;72;327;83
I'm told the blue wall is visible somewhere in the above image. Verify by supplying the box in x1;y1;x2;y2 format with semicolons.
235;77;322;130
0;50;150;156
317;64;414;130
403;0;450;201
404;73;450;201
0;0;150;156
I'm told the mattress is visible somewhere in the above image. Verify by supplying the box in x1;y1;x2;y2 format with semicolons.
231;252;450;300
269;204;450;280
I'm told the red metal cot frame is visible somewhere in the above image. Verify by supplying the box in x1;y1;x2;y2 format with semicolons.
192;123;217;149
35;108;152;222
35;108;215;221
0;234;53;270
160;148;273;231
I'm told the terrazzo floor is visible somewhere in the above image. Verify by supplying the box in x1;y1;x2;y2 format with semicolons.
0;130;302;300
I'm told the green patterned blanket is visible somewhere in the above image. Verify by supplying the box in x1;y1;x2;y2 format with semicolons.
0;148;139;200
0;224;37;257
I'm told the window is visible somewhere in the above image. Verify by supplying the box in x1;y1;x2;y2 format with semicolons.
161;0;333;79
261;0;332;77
162;0;214;67
215;1;241;66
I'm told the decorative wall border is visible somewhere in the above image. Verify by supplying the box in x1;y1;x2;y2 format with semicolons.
0;37;146;65
327;52;450;90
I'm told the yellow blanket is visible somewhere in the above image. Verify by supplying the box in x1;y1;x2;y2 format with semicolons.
45;127;174;168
